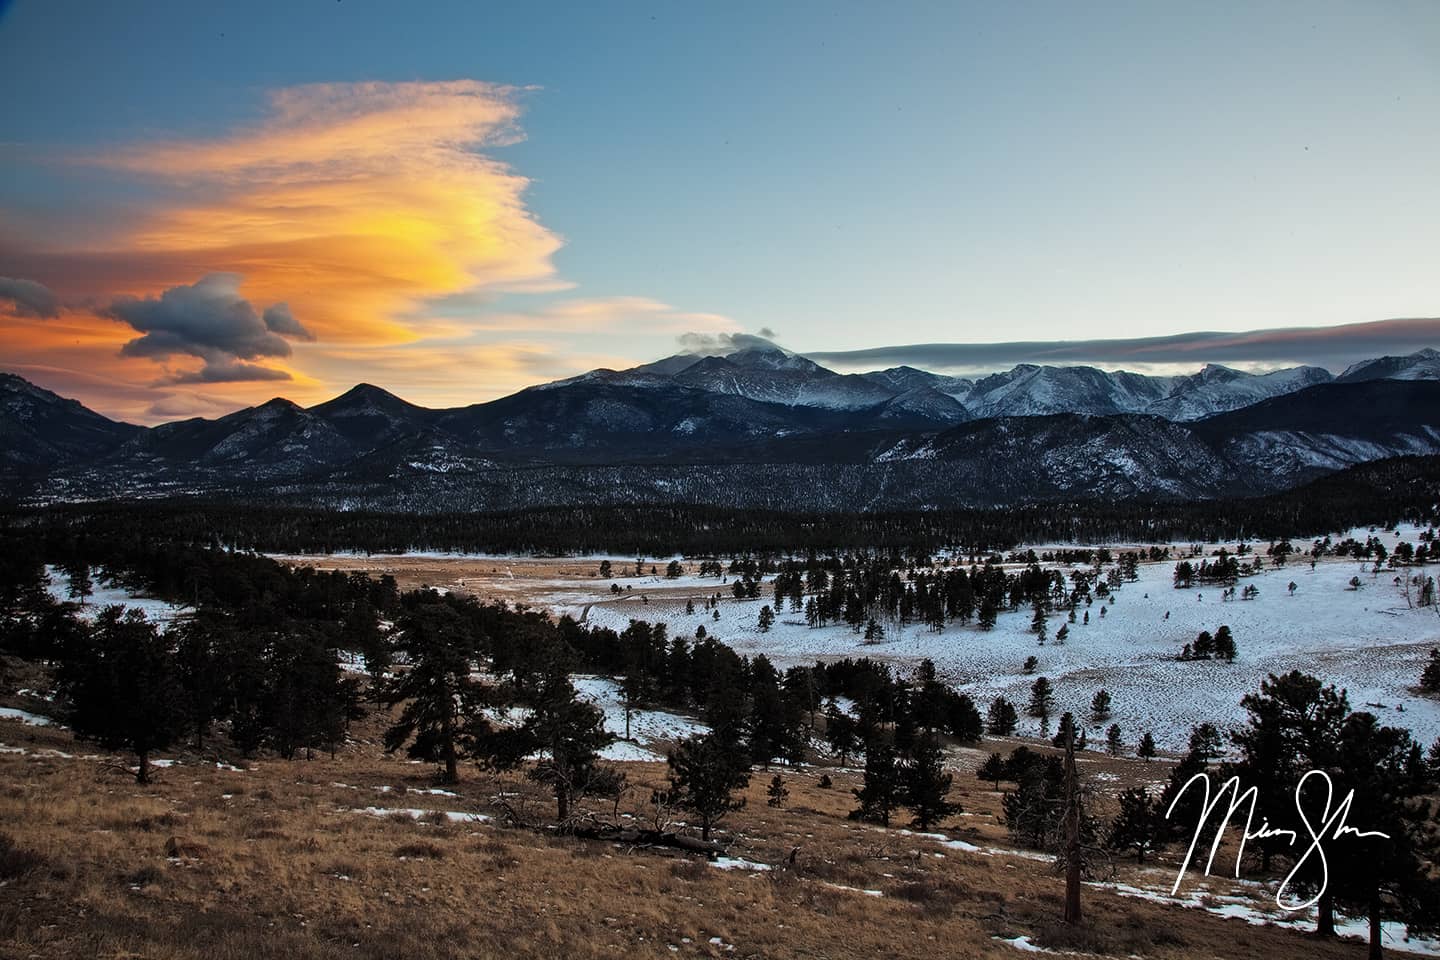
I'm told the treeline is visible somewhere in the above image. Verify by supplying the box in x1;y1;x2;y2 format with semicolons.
766;552;1138;635
0;525;981;821
6;455;1439;556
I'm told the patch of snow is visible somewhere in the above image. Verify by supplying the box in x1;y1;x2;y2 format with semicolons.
0;707;54;726
1102;879;1440;957
43;566;187;625
571;675;709;752
823;882;884;897
710;856;772;872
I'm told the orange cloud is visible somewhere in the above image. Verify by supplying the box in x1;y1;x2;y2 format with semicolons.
0;81;566;415
93;80;562;346
2;80;739;422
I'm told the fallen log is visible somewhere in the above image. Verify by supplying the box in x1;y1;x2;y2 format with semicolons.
567;825;725;858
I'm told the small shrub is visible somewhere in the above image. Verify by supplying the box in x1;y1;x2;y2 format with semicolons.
394;841;445;860
895;875;967;911
669;859;710;883
126;863;164;887
0;832;44;880
136;812;182;832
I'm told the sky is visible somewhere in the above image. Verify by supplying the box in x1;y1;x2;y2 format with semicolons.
1;1;1438;423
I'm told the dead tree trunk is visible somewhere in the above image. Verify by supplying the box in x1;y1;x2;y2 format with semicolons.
1062;729;1082;925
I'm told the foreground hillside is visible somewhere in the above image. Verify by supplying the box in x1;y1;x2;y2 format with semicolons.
1;699;1429;960
4;505;1437;959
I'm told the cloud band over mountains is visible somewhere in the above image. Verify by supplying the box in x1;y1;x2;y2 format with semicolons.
804;317;1440;374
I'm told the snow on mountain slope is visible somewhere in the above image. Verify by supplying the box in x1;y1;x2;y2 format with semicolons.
1219;427;1440;480
1147;364;1334;420
964;365;1177;418
520;343;1432;423
1337;348;1440;383
862;365;975;401
673;353;896;410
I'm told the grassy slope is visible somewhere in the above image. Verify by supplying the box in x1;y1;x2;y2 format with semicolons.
0;702;1400;960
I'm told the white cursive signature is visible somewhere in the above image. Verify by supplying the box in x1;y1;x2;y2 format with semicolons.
1165;770;1390;910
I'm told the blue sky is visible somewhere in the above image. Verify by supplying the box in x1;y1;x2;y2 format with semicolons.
1;1;1438;419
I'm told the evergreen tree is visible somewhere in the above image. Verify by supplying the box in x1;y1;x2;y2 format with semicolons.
1060;730;1086;924
766;773;789;808
987;696;1018;735
1186;722;1223;763
62;560;92;607
1325;712;1440;959
1031;599;1048;643
381;603;484;784
60;607;184;784
1105;723;1123;756
1137;731;1156;761
1421;648;1440;693
945;692;984;743
748;654;801;766
171;617;223;749
912;659;947;732
1216;671;1353;937
524;662;618;821
850;740;900;827
267;629;351;760
977;595;999;631
1228;671;1350;876
1052;712;1083;750
978;751;1007;788
904;733;960;829
218;626;270;757
823;701;861;765
345;600;389;692
1107;787;1162;863
1090;689;1112;722
667;730;751;841
782;666;820;729
1027;676;1055;724
1002;751;1066;848
757;604;775;632
1213;624;1237;662
1192;630;1214;659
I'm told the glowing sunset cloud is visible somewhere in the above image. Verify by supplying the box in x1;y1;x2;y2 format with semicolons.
0;80;589;419
102;81;564;343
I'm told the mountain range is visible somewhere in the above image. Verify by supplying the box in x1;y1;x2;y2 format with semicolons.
3;346;1438;511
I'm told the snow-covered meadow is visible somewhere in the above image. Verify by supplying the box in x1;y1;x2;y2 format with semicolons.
571;675;708;761
565;526;1440;752
42;565;189;626
109;527;1440;755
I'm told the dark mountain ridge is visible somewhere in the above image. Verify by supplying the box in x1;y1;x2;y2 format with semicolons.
4;347;1439;510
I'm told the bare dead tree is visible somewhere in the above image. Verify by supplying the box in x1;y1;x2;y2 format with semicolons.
1062;728;1083;924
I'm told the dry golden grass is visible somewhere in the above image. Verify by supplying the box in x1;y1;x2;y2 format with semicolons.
0;704;1393;960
